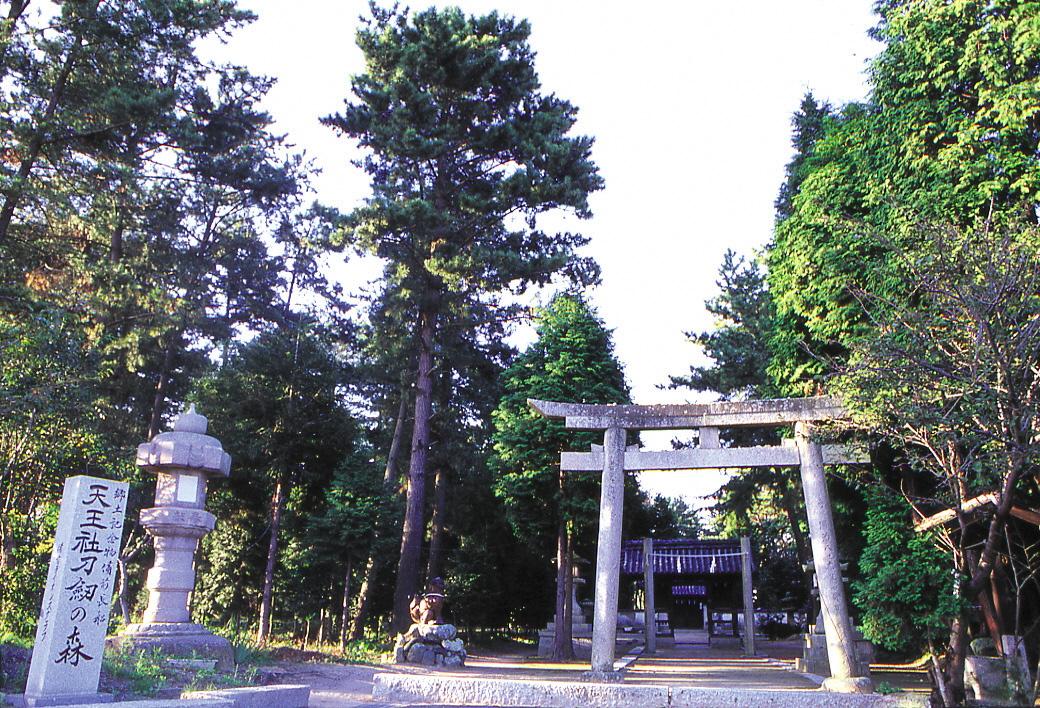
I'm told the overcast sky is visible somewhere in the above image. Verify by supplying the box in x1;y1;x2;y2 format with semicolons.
207;1;882;507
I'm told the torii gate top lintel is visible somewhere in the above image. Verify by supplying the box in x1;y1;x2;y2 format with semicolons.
527;395;845;431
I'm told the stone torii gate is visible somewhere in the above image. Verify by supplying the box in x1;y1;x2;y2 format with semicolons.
530;396;873;694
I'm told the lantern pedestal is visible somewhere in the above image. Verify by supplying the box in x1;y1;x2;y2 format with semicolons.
113;623;233;670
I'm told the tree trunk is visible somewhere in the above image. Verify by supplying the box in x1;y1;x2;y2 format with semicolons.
257;478;286;643
108;134;140;263
552;516;573;660
339;558;352;650
563;532;574;649
115;555;131;625
0;1;100;242
350;393;408;639
977;586;1004;654
426;467;447;581
0;520;14;571
391;309;435;632
114;529;144;625
941;465;1023;695
148;331;179;439
941;612;968;705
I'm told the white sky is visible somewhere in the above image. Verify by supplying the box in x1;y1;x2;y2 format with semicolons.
207;1;881;508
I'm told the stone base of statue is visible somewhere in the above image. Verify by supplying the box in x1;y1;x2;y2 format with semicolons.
393;623;466;668
109;623;234;670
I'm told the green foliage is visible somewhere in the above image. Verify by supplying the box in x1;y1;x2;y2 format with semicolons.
763;5;1040;691
644;496;704;540
326;3;605;627
182;665;258;693
192;324;367;630
324;3;604;376
670;249;775;401
102;648;170;697
0;632;31;648
489;294;632;623
836;222;1040;499
0;0;326;640
216;630;275;668
337;637;391;664
767;103;884;395
491;294;629;541
326;5;602;298
193;509;264;627
768;2;1040;395
672;248;813;612
711;474;810;612
852;487;960;654
437;446;540;630
875;681;898;695
774;94;835;222
0;308;131;637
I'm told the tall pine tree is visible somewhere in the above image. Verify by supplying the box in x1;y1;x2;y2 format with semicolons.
325;5;603;630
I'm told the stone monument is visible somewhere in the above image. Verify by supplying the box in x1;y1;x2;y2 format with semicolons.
394;578;467;667
14;475;128;707
796;561;873;678
114;405;234;669
537;557;594;658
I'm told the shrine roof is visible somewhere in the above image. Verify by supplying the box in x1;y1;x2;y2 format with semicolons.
620;538;748;576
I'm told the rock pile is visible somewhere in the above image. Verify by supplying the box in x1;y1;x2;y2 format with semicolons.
393;623;466;668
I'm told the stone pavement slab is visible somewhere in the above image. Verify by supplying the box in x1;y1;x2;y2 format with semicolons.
373;673;670;707
182;684;309;707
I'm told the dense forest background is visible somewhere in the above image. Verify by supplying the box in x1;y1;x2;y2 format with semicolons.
3;2;1040;703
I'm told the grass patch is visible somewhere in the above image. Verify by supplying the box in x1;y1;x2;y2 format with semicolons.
0;632;32;649
875;680;898;694
102;648;169;696
182;665;258;692
231;638;274;667
209;626;275;667
463;630;536;651
337;638;391;664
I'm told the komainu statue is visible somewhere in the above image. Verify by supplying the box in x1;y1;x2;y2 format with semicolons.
394;576;466;667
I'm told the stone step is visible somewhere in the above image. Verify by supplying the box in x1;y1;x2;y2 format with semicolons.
372;673;926;707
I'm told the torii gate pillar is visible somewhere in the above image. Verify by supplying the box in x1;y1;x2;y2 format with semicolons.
795;422;872;693
589;426;626;675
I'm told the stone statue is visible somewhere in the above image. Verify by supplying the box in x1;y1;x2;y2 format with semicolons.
409;576;446;624
395;576;465;667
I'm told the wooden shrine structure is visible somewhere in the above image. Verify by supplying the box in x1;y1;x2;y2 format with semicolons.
529;396;874;693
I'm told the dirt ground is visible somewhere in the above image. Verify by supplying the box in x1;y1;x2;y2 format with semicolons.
266;636;932;706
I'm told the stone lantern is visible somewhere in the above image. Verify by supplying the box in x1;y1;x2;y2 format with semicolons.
117;405;234;668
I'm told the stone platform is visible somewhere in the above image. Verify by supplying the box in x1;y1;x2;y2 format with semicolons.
368;635;928;707
372;672;925;706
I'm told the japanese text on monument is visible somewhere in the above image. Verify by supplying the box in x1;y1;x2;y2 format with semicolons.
23;475;128;701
